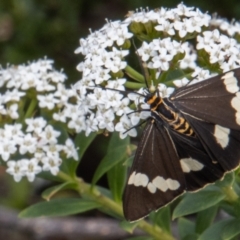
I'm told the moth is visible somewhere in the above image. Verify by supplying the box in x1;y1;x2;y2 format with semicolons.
123;69;240;221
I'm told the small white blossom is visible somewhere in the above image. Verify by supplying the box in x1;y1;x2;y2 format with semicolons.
18;133;37;154
37;94;59;110
39;125;61;145
25;117;47;134
63;138;79;161
20;158;42;182
0;139;17;161
42;156;62;175
115;115;137;139
7;104;19;119
6;161;25;182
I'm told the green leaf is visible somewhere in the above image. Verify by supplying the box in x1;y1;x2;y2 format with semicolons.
119;220;139;234
125;237;153;240
221;218;240;239
173;190;225;219
182;234;199;240
41;182;77;201
107;160;126;203
92;133;129;185
215;172;235;188
149;206;171;232
75;132;97;162
198;219;233;240
38;171;64;182
19;198;100;218
178;217;195;240
195;205;218;234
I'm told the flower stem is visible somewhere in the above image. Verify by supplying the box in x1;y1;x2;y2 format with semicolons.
24;98;38;119
71;177;175;240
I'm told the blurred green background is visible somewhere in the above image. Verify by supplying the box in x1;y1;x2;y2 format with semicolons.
1;0;240;83
0;1;240;238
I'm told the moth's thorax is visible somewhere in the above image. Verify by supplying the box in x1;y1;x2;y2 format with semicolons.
147;95;195;137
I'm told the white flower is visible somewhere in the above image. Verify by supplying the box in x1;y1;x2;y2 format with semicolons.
97;109;115;132
20;158;42;182
0;139;17;161
37;94;59;110
4;89;25;103
39;125;61;144
25;117;47;134
63;138;79;161
7;104;19;119
4;123;23;141
115;115;137;139
68;116;86;133
6;160;25;182
173;78;190;88
30;58;54;73
42;143;63;158
42;156;62;175
18;133;37;154
54;83;74;105
85;113;98;136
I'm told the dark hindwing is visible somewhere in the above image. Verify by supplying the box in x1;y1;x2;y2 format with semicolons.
170;69;240;129
168;127;226;192
183;114;240;173
123;119;185;222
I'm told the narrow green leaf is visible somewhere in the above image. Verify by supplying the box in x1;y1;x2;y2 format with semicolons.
149;206;171;232
198;219;232;240
178;217;195;240
19;198;100;218
173;190;225;219
120;220;139;234
107;161;127;203
92;133;129;185
41;182;77;201
195;205;218;234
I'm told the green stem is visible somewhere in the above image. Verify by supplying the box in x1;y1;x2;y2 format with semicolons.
59;174;175;240
222;186;239;202
125;65;145;83
124;81;145;90
24;98;38;119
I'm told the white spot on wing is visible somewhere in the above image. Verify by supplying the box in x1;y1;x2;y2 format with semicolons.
214;124;230;148
166;178;180;190
134;173;149;187
180;158;204;173
128;172;180;193
221;72;239;93
231;92;240;125
147;182;157;193
128;171;136;185
152;176;168;192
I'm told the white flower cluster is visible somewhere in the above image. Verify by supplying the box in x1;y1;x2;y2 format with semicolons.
4;118;78;182
0;59;79;181
74;3;240;138
197;29;240;71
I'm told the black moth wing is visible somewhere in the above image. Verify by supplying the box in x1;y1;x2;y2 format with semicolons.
182;114;240;173
123;119;185;222
170;68;240;130
167;126;226;192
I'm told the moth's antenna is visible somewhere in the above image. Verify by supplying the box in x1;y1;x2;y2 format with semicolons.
93;85;146;98
132;40;150;90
